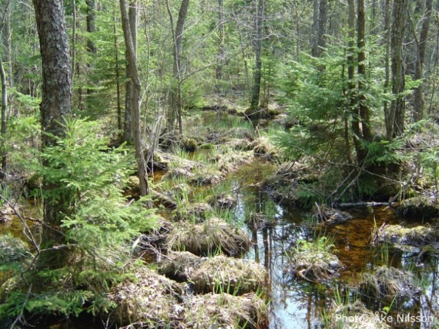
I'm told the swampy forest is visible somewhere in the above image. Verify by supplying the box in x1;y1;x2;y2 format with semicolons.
3;0;439;328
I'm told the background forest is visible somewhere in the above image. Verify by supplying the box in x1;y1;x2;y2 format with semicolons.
2;0;439;328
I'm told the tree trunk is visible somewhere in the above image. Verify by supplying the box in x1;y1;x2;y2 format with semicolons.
0;58;6;178
348;0;364;166
249;0;263;112
3;0;12;89
216;0;225;86
86;0;97;54
312;0;319;57
413;0;433;122
167;0;190;133
71;0;76;79
32;0;72;265
312;0;328;58
383;0;391;132
120;0;148;196
0;0;10;178
123;0;137;142
357;0;372;142
387;0;408;139
114;4;122;132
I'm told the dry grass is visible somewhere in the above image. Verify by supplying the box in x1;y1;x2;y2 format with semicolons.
109;267;182;327
183;292;268;329
166;218;250;256
159;251;267;295
360;265;421;302
109;265;267;328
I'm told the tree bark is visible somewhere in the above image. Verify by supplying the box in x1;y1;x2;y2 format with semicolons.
0;0;10;178
383;0;391;132
357;0;372;142
216;0;225;85
312;0;328;58
32;0;72;265
86;0;97;54
413;0;433;122
114;4;122;132
120;0;148;196
0;58;6;178
3;0;12;89
387;0;408;139
312;0;319;57
249;0;263;112
347;0;363;165
71;0;76;79
167;0;190;133
123;0;137;142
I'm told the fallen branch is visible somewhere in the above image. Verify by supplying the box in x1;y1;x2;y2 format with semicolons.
333;201;399;209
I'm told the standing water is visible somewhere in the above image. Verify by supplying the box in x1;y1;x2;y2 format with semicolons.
223;160;438;328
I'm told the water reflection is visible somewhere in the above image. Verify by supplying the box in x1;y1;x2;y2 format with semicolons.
230;161;439;328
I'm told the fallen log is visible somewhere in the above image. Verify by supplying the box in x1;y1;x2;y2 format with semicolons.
333;201;399;209
152;190;177;209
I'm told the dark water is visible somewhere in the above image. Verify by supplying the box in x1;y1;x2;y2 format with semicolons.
226;162;439;329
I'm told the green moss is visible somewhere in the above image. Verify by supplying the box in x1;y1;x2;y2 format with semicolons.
182;138;198;152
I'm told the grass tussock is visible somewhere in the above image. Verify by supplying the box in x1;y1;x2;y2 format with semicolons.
183;292;267;329
109;267;182;327
159;251;267;295
373;224;436;248
165;218;250;256
360;265;421;302
288;237;341;282
172;202;213;222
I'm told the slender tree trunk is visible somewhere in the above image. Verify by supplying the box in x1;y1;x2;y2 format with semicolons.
120;0;148;196
86;0;97;54
383;0;391;132
357;0;372;142
312;0;328;57
32;0;72;266
312;0;319;57
387;0;408;139
413;0;433;122
114;5;122;132
4;0;12;89
348;0;363;166
216;0;225;86
71;0;76;80
249;0;263;112
123;0;137;142
85;0;97;106
0;1;11;178
167;0;190;133
317;0;328;55
0;58;6;178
